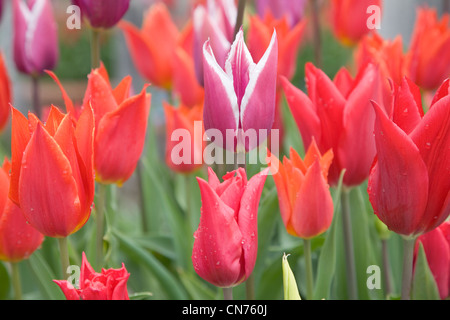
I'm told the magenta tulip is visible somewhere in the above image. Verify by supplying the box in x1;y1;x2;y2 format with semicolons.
256;0;306;28
13;0;58;75
192;167;268;288
203;28;278;151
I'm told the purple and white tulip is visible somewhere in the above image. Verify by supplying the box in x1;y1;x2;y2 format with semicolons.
202;28;278;152
13;0;59;75
193;0;236;86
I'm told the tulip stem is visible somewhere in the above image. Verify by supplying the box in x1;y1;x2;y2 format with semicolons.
233;0;247;38
10;262;22;300
58;237;70;280
223;287;233;300
341;187;358;300
31;74;41;117
401;236;417;300
303;239;314;300
96;183;107;269
381;238;393;297
90;28;101;69
311;0;322;68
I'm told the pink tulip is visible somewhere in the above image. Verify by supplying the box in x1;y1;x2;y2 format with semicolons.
192;167;268;288
13;0;58;75
193;0;236;85
203;28;278;151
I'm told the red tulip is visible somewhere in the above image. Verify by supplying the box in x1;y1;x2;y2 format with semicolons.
192;167;268;288
0;158;44;262
72;0;130;29
164;102;205;173
406;8;450;91
281;62;384;187
13;0;59;75
48;65;152;186
330;0;382;46
0;53;11;133
9;105;95;238
54;252;130;300
368;79;450;237
268;140;334;239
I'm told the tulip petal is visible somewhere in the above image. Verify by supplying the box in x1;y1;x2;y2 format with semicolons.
94;87;151;185
53;280;80;300
409;95;450;232
240;30;278;148
291;160;334;239
238;168;268;279
368;101;429;236
392;77;423;134
193;177;243;287
202;40;239;144
19;124;81;237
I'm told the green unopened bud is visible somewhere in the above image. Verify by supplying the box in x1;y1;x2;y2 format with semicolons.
282;253;301;300
374;215;391;240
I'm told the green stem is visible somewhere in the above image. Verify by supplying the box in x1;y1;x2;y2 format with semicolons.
311;0;322;68
58;237;70;280
223;287;233;300
137;161;148;234
401;236;417;300
10;262;22;300
341;188;358;300
90;28;101;69
233;0;247;38
96;183;107;269
303;239;314;300
381;239;393;297
31;74;40;117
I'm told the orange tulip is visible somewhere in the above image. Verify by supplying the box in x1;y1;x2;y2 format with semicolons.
9;105;95;238
268;140;334;239
406;8;450;91
0;158;44;262
120;2;203;108
163;102;205;173
0;53;11;132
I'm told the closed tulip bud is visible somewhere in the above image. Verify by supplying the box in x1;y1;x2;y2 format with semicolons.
0;53;11;133
268;140;334;239
192;167;268;288
72;0;130;29
13;0;58;75
0;158;44;262
368;79;450;237
9;105;95;238
54;252;130;300
281;62;384;187
282;253;301;300
406;8;450;91
331;0;382;46
203;28;278;152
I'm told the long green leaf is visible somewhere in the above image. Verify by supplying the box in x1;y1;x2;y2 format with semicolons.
313;169;345;300
0;261;10;299
27;251;65;300
412;243;440;300
113;229;188;300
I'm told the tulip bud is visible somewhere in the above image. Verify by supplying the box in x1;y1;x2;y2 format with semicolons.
9;105;95;238
282;253;301;300
268;140;334;239
13;0;59;75
192;167;268;288
72;0;130;29
203;28;278;152
54;252;130;300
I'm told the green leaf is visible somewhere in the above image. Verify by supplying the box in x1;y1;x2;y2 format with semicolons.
129;292;154;300
178;269;219;300
282;253;301;300
112;229;188;300
27;251;65;300
411;243;440;300
0;261;10;299
313;169;345;300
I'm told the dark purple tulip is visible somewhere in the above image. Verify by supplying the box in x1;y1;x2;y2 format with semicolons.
72;0;130;29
